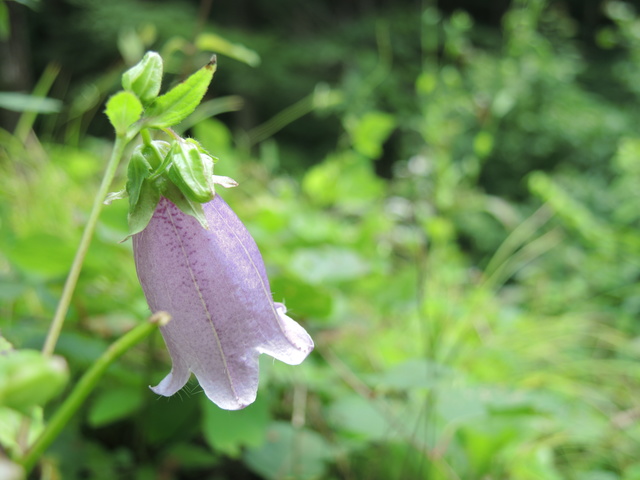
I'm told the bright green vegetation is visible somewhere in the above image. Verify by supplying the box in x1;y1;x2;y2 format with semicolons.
1;0;639;478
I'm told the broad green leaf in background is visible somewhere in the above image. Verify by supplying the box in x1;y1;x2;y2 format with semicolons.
327;395;391;441
244;422;332;480
368;358;457;391
347;111;395;159
0;276;27;302
436;387;487;424
141;392;200;446
202;394;269;457
289;246;369;284
3;233;76;278
302;151;385;210
88;387;144;428
269;275;333;320
163;443;220;471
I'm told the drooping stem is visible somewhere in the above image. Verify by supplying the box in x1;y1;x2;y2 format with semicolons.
42;130;138;357
21;312;170;474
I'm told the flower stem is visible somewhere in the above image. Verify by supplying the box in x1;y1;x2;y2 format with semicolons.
42;130;137;357
140;128;152;146
21;312;170;474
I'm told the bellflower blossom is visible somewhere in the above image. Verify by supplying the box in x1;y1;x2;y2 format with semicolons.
133;195;313;410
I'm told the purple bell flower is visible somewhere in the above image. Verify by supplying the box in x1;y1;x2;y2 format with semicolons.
133;195;313;410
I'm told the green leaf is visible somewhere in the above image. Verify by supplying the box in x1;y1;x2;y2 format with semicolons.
327;395;390;440
164;443;219;470
474;130;494;159
88;387;144;428
0;350;68;413
269;275;333;319
243;422;332;480
166;141;214;203
122;51;163;105
141;392;200;446
195;33;261;67
105;91;143;136
0;1;9;41
302;151;385;210
349;111;395;159
437;387;487;423
202;394;269;458
289;246;370;284
4;233;75;278
143;57;217;128
370;358;456;390
0;92;62;113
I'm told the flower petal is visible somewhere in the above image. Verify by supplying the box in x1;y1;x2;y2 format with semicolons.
133;195;313;409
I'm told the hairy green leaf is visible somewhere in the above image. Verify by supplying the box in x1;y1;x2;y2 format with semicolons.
105;91;143;136
143;57;217;128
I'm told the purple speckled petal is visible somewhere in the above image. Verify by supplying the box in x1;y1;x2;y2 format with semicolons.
133;195;313;410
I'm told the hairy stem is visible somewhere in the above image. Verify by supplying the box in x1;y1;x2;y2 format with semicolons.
42;130;137;357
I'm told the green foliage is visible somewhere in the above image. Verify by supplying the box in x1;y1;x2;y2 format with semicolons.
87;387;144;428
244;422;332;480
1;0;640;479
104;91;142;136
143;58;216;128
202;394;269;457
121;51;163;105
0;347;68;413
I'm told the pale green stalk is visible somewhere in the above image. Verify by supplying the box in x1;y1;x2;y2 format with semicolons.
21;313;170;474
14;62;61;144
42;128;138;357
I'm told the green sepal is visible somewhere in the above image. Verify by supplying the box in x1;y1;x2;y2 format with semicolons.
126;141;170;211
105;91;143;136
122;51;163;105
166;141;214;203
0;349;69;414
127;178;161;236
143;56;217;128
163;181;209;230
126;147;152;210
184;137;218;162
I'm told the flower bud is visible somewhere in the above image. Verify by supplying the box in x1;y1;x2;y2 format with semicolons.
122;51;163;105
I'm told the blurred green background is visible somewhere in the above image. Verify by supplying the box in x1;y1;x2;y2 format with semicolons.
1;0;640;478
